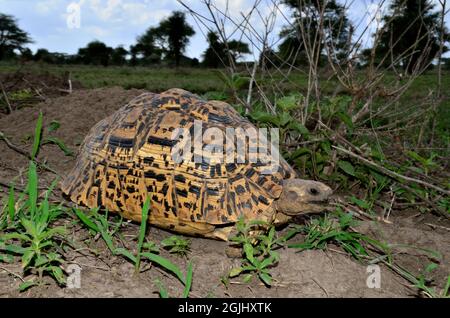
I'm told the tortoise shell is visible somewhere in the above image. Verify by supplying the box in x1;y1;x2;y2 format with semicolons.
61;89;297;240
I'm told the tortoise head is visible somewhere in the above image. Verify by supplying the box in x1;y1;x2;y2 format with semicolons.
275;179;332;216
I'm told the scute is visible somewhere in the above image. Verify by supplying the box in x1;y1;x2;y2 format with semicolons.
61;88;296;238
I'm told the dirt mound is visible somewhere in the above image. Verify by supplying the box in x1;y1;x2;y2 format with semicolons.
0;87;145;177
0;71;85;115
1;71;84;94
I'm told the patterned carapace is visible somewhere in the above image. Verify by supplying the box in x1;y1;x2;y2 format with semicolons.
61;89;297;240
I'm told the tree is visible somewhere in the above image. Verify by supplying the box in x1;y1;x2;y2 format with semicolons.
227;40;251;62
259;47;282;69
202;31;226;68
374;0;449;73
278;0;352;65
34;49;71;64
77;41;113;66
20;48;33;61
0;13;32;60
201;31;250;68
132;27;162;65
111;46;129;65
133;11;196;66
34;48;53;63
129;44;140;66
156;11;195;67
444;57;450;70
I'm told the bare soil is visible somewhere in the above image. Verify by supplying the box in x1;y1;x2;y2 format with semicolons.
0;87;449;298
0;71;84;115
0;71;83;96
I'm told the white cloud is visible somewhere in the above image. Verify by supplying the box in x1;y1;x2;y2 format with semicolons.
121;3;170;26
88;0;122;21
86;25;110;37
35;0;62;15
76;0;171;27
214;0;249;16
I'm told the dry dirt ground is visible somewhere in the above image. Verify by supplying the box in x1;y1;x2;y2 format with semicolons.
0;71;83;95
0;87;449;298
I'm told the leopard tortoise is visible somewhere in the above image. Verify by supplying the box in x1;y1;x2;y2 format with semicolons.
61;88;332;241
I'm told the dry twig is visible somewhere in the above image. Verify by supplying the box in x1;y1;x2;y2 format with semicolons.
0;131;60;176
333;146;450;197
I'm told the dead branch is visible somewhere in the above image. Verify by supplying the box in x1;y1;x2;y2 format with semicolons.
0;266;25;282
333;146;450;197
0;180;26;192
397;183;448;219
0;131;30;158
0;131;60;176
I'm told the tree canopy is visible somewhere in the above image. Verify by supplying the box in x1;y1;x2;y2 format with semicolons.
77;41;113;66
0;13;32;60
111;46;129;66
157;11;195;67
131;27;162;65
132;11;195;66
373;0;449;73
202;31;250;68
278;0;352;65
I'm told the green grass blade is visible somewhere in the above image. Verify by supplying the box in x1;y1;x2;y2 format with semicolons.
38;227;66;241
95;211;109;230
47;120;60;132
155;279;169;298
141;252;184;284
243;274;253;283
99;229;115;254
259;272;272;286
49;266;66;285
73;208;99;233
229;267;243;277
21;249;35;269
38;194;50;234
19;280;38;292
243;243;254;264
41;194;50;226
135;197;150;273
8;184;15;223
115;248;137;263
27;161;38;218
182;262;193;298
20;218;37;238
38;178;59;228
31;112;43;159
43;137;74;156
443;275;450;297
2;232;31;242
260;255;276;269
0;254;14;263
280;226;303;242
2;243;27;255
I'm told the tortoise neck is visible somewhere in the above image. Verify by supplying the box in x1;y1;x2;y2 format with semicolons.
272;200;280;213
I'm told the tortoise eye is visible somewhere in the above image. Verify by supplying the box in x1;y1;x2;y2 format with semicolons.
286;190;298;200
309;188;320;196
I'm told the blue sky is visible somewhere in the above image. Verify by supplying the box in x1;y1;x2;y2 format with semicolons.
1;0;448;60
